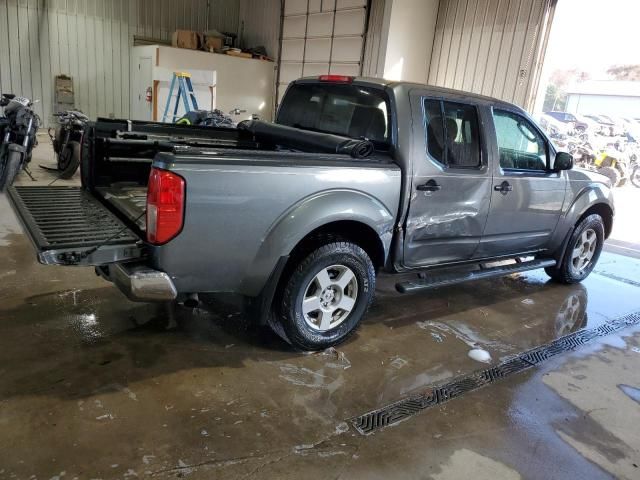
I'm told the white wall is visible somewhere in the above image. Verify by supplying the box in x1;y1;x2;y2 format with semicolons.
566;94;640;118
383;0;439;82
149;46;276;121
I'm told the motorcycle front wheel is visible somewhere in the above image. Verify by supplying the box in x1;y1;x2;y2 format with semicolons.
0;147;23;192
631;165;640;188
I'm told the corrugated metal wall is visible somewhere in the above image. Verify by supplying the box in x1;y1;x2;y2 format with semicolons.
428;0;555;109
361;0;387;77
209;0;240;34
0;0;239;127
237;0;281;59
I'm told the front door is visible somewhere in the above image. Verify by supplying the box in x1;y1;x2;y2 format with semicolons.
476;108;567;257
402;94;492;268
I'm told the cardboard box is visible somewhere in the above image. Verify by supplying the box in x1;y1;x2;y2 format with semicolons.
203;36;223;53
226;50;253;59
171;30;201;50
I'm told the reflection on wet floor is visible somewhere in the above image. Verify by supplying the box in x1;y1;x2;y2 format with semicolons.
1;251;638;410
2;192;640;477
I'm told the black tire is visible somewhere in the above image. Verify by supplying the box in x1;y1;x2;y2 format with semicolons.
58;141;81;179
631;166;640;188
545;214;605;284
598;166;619;187
54;127;64;154
274;241;375;351
0;148;23;192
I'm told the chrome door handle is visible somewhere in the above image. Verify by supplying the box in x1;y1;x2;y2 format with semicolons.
494;181;512;194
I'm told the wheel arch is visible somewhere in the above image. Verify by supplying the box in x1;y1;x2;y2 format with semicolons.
242;189;395;296
576;202;613;238
243;190;395;324
548;182;614;263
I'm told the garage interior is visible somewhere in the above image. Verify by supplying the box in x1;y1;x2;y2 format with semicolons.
1;0;640;478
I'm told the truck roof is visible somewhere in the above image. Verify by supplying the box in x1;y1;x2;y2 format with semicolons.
294;75;522;112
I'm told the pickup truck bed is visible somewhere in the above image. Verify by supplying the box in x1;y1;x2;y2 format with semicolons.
11;117;397;272
95;184;147;230
84;119;394;235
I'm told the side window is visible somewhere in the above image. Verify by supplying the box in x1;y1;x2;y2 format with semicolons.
424;99;444;164
424;99;481;168
493;109;548;171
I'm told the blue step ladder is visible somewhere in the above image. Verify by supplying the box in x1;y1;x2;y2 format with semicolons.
162;71;199;123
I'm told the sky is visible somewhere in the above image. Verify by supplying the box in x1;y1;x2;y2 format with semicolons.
543;0;640;77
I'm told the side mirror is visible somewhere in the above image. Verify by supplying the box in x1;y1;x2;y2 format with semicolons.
555;151;574;171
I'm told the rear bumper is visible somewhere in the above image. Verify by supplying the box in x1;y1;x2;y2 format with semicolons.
98;263;177;302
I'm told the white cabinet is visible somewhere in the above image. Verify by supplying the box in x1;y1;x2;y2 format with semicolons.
131;46;276;122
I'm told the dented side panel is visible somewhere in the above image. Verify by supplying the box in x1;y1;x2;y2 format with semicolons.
402;89;492;268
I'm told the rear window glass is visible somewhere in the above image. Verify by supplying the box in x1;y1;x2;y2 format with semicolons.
277;83;390;149
424;99;481;168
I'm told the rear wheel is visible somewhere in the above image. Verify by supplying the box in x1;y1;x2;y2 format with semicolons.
58;141;81;179
545;214;604;284
273;241;375;351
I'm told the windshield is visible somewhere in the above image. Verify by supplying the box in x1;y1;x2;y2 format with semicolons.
276;83;391;150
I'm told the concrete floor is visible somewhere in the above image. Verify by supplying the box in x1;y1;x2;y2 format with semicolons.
1;141;640;479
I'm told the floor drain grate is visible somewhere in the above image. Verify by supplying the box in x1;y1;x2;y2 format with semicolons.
350;311;640;435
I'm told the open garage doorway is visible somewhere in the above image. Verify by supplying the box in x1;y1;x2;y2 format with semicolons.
533;0;640;257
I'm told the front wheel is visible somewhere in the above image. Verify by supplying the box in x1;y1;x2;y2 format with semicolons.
273;241;376;351
0;148;23;192
598;166;620;187
545;214;605;284
631;165;640;188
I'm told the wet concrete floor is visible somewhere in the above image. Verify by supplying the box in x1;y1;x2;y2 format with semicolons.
1;143;640;478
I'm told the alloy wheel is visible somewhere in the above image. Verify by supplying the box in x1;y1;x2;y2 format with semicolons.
302;264;358;331
570;228;597;275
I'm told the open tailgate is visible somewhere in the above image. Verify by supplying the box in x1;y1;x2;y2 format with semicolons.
8;185;144;266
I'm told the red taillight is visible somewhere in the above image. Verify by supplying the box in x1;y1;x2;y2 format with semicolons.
146;167;185;244
318;74;354;83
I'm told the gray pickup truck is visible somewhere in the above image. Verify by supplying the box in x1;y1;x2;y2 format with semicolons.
8;76;614;350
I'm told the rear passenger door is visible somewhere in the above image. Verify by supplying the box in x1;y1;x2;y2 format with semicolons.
476;108;567;258
403;94;492;268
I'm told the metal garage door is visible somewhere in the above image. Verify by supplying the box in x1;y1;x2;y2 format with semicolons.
428;0;556;110
278;0;368;104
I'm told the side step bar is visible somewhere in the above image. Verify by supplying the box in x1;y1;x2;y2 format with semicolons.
395;258;557;294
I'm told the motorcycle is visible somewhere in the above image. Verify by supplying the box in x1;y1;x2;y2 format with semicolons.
631;157;640;188
46;110;88;179
175;109;236;128
0;93;39;191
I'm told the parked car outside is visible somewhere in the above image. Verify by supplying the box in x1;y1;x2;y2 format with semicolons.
538;113;571;139
573;113;602;134
544;111;589;132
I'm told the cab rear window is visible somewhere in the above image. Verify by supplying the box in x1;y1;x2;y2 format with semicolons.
277;83;390;149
